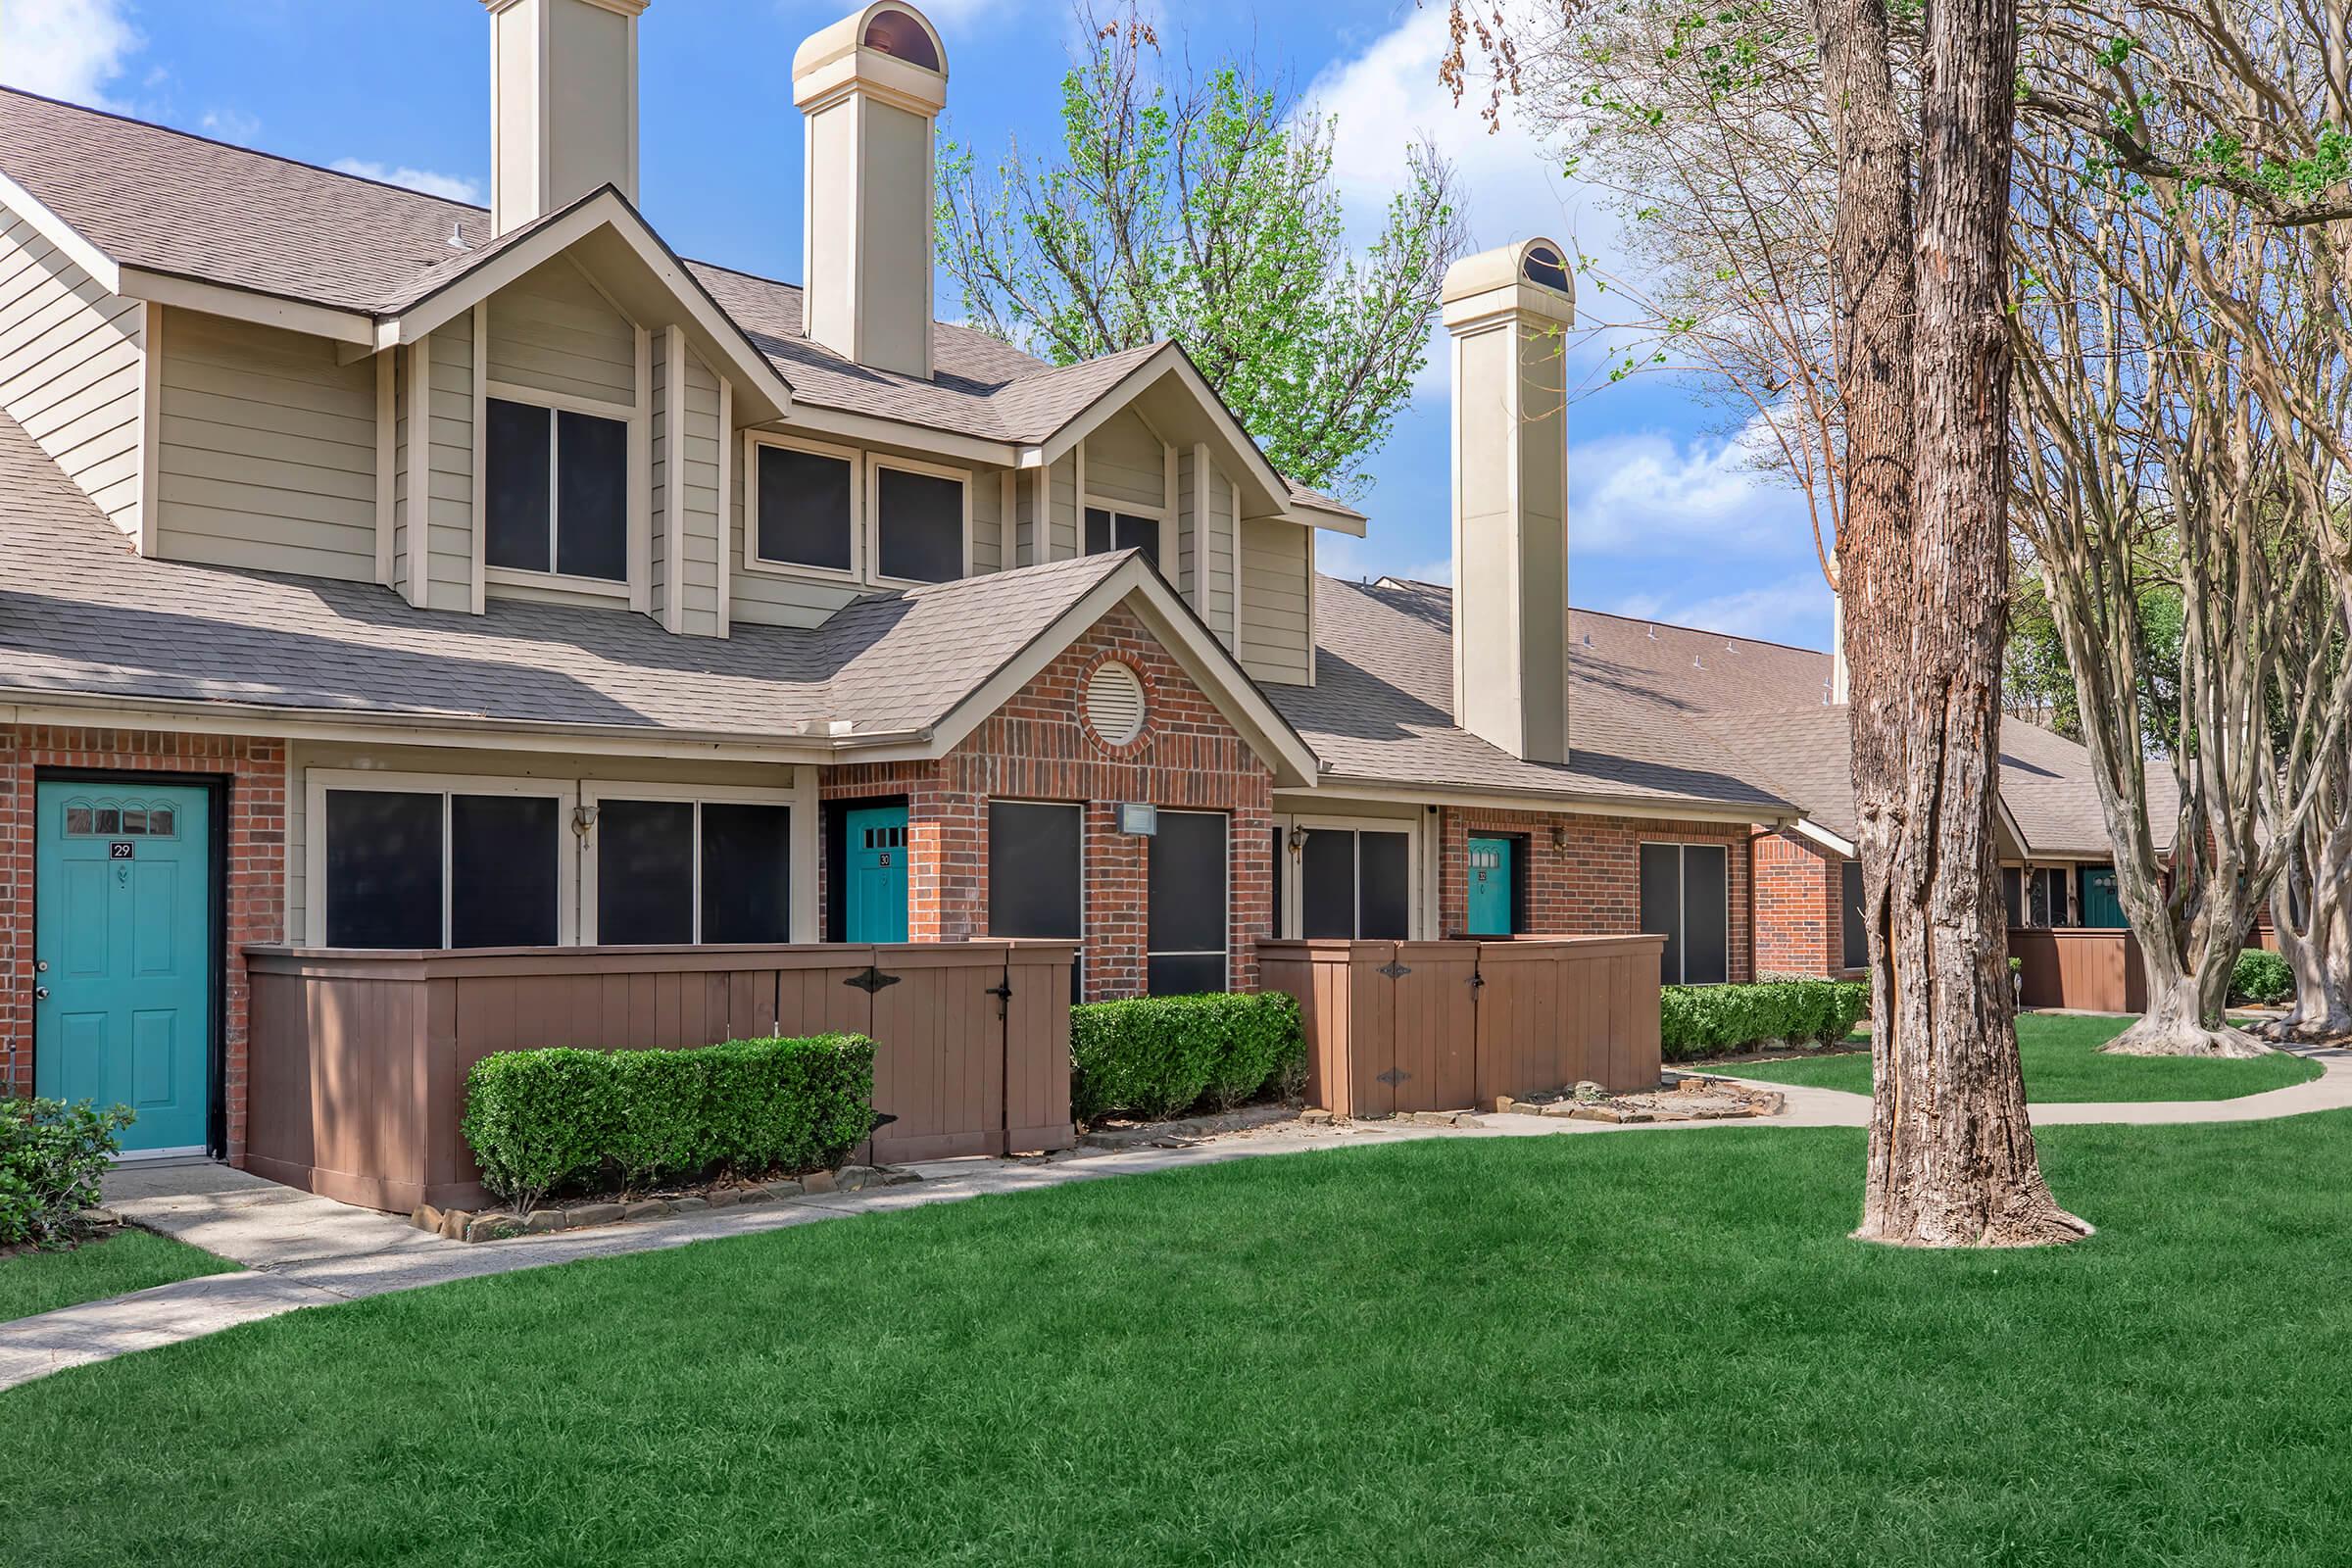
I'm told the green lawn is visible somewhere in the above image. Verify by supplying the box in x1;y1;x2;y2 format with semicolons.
1724;1012;2325;1101
7;1114;2352;1565
0;1227;239;1323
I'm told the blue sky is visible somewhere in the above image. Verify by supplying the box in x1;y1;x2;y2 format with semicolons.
4;0;1834;649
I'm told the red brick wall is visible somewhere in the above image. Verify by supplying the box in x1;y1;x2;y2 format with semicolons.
822;606;1275;1000
1436;808;1753;983
1;726;286;1159
1752;828;1849;976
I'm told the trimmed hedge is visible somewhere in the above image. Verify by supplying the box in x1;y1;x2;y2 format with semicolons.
1660;979;1870;1062
462;1035;875;1210
1071;992;1305;1124
3;1098;132;1250
2230;948;2293;1006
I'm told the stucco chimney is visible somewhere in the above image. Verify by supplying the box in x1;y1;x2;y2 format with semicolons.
793;4;949;378
1444;238;1576;765
484;0;647;236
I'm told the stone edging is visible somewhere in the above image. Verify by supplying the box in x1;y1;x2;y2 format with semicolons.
410;1165;923;1245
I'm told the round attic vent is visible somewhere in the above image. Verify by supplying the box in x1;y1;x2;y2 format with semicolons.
1084;661;1148;747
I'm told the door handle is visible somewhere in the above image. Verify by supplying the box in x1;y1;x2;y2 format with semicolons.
33;986;50;1002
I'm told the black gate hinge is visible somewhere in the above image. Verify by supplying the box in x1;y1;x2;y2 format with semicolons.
1375;1067;1412;1087
1377;960;1412;979
844;965;903;994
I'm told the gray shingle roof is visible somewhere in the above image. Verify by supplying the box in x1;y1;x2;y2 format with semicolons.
0;87;1365;521
1298;577;2144;852
1273;577;1791;814
0;410;1127;743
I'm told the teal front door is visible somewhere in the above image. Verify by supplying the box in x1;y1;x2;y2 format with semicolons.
2080;866;2125;928
845;806;910;943
34;782;214;1153
1467;836;1515;937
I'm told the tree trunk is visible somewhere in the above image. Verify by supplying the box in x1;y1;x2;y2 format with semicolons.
1840;0;2088;1246
2267;815;2352;1042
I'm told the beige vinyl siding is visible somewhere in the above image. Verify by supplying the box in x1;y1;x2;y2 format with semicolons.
150;310;377;580
1083;409;1164;511
1239;515;1312;684
1015;464;1041;565
485;257;636;405
649;333;671;612
0;213;144;539
728;429;867;628
1175;447;1199;597
285;741;799;944
391;350;412;597
674;349;725;634
1048;449;1077;560
1205;464;1237;647
421;314;476;612
970;462;1004;573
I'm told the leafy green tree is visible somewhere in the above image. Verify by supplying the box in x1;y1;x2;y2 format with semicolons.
935;3;1464;500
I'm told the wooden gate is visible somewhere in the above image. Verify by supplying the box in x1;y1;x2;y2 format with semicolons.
245;941;1077;1211
1259;936;1665;1117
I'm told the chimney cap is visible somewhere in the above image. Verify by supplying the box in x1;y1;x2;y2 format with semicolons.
1442;237;1577;332
481;0;649;15
795;3;950;113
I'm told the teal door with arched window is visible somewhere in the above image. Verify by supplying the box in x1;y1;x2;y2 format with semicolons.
34;782;215;1154
845;806;910;944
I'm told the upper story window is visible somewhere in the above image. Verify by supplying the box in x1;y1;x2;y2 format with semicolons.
1084;507;1161;570
485;396;629;583
870;459;968;584
753;436;859;576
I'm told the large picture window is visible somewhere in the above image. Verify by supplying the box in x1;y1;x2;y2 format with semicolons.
1084;507;1162;569
988;801;1084;1000
484;396;630;582
1640;842;1730;985
751;438;858;575
319;779;570;949
1148;809;1229;995
587;789;792;945
871;461;967;583
1292;824;1411;940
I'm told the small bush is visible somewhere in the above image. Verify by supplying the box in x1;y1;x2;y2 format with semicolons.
2230;948;2293;1006
1071;992;1305;1123
462;1035;875;1209
1660;979;1870;1062
2;1098;133;1249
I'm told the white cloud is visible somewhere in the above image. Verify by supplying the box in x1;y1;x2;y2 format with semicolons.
1571;418;1827;559
1304;2;1632;404
0;0;141;107
1608;573;1834;649
200;107;260;141
330;160;484;206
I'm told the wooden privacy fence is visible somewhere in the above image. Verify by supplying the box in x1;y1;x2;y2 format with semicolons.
244;941;1076;1213
2008;927;2147;1014
1258;936;1666;1118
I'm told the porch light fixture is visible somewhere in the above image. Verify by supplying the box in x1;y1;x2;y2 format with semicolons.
1117;803;1158;836
1552;825;1569;853
1287;823;1309;855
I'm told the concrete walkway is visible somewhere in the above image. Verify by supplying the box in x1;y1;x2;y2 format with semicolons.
5;1040;2347;1393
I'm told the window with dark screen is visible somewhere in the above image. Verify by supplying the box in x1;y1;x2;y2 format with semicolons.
1641;842;1730;984
873;466;964;582
484;396;629;582
596;799;695;946
988;801;1083;999
1840;858;1867;970
700;803;791;944
1293;827;1413;940
450;795;562;948
1083;507;1162;569
755;442;856;572
1148;809;1228;994
324;790;443;949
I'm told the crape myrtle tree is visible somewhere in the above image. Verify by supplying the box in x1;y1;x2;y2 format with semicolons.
2006;5;2352;1055
1453;0;2087;1244
935;1;1465;501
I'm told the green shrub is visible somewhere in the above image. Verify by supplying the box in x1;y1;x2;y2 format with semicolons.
2229;948;2293;1006
462;1035;875;1209
1659;979;1870;1062
1070;992;1305;1123
1;1098;133;1249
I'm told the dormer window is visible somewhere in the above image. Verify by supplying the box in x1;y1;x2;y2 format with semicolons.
485;396;629;583
1521;244;1571;292
1085;507;1162;569
870;458;969;584
753;436;860;576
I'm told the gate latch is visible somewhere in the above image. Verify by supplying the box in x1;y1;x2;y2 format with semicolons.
844;965;903;995
986;978;1013;1018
